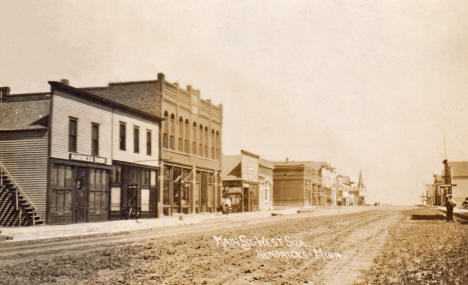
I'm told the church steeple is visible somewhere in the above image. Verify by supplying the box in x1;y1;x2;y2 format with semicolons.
358;170;364;188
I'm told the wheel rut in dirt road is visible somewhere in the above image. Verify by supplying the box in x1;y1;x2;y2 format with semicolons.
307;212;404;284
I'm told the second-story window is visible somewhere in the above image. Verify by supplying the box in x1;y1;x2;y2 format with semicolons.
68;117;77;153
91;123;99;156
119;122;126;151
134;126;140;153
146;130;152;156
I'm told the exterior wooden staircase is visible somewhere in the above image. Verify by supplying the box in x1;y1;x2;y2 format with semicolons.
0;161;44;226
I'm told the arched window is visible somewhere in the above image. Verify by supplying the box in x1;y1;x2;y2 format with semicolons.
211;130;215;159
215;131;220;160
170;114;175;150
192;122;197;155
204;126;208;158
199;125;203;156
178;117;184;151
163;111;169;148
185;119;190;153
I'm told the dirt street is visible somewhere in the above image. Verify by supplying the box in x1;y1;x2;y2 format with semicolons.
0;206;466;284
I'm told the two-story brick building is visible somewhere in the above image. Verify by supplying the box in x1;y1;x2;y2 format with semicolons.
273;160;338;207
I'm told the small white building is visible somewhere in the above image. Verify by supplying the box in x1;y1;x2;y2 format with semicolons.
222;150;274;212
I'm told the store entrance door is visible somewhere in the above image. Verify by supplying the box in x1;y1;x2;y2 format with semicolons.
243;187;250;212
126;184;139;218
73;167;88;223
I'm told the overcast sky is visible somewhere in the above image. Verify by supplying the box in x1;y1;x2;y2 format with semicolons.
1;1;467;204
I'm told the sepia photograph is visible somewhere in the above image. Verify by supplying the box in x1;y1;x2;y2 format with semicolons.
0;1;467;284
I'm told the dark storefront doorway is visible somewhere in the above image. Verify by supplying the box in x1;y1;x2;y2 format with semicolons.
243;187;250;212
125;184;139;218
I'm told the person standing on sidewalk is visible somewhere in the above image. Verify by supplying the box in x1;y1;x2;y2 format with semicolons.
446;194;456;222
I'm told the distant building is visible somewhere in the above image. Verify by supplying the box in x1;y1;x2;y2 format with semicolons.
336;175;352;206
349;171;367;205
321;165;337;205
425;184;434;206
272;160;336;207
221;150;273;212
439;161;468;206
432;174;444;206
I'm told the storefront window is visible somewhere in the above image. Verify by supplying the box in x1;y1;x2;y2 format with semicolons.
208;173;214;208
181;169;191;206
112;164;121;185
51;164;73;214
102;170;109;189
163;166;171;205
140;169;150;187
89;191;95;212
111;187;121;211
89;169;109;214
141;189;150;212
150;170;157;187
173;167;182;205
65;166;73;188
57;166;65;188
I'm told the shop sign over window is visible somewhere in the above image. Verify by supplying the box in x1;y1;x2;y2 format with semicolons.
69;153;107;164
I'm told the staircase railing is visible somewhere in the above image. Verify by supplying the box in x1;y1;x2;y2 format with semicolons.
0;160;39;225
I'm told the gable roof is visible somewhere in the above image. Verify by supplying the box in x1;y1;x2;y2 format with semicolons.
0;99;50;131
50;81;163;123
222;155;242;181
82;80;161;117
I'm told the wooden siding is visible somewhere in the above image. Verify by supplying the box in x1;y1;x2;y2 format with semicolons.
241;153;259;183
51;90;112;165
452;177;468;205
112;109;160;167
258;166;274;211
0;130;48;218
